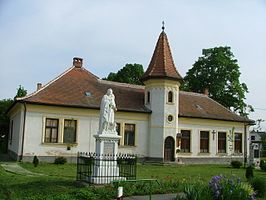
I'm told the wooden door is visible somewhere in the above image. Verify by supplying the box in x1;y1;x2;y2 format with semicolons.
164;136;175;162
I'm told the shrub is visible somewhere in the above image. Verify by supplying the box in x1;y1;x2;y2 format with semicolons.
54;157;67;165
231;160;242;168
209;175;255;200
260;160;266;171
250;177;266;197
245;165;254;180
176;183;213;200
32;155;39;167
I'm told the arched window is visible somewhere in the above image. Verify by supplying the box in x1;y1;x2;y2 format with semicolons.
147;91;150;103
168;91;173;103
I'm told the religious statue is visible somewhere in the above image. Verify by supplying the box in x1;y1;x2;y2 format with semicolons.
99;88;117;133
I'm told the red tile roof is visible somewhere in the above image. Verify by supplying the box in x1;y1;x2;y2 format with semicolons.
179;91;252;123
16;65;252;123
142;31;183;82
18;66;149;113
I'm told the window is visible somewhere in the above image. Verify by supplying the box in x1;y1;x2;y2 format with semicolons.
254;149;259;158
116;123;121;145
9;120;13;144
124;124;135;146
218;132;226;153
167;115;173;122
147;91;150;103
168;91;173;103
234;133;242;153
200;131;209;153
251;136;255;141
181;130;190;153
44;118;59;143
63;119;77;143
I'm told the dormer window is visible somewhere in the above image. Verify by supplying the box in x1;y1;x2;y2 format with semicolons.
147;91;150;104
168;91;173;103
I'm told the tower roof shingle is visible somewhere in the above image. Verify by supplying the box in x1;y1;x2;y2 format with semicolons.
142;31;183;82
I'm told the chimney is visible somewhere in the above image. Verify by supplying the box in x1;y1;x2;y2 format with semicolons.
73;57;83;68
203;88;209;96
37;83;42;91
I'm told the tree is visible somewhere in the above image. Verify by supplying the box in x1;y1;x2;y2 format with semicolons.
0;98;13;153
181;46;252;116
104;64;144;85
15;85;27;99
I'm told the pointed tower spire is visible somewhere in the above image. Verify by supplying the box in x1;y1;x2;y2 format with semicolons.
142;28;183;82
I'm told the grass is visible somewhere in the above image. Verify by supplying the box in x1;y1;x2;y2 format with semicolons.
0;162;265;199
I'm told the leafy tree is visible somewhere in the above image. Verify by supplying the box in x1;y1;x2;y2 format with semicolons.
181;46;252;116
0;99;13;123
104;63;144;85
15;85;27;99
0;98;13;152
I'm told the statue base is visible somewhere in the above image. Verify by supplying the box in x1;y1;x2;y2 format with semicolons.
91;132;122;184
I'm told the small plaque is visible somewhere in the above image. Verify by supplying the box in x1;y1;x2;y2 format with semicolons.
104;142;114;155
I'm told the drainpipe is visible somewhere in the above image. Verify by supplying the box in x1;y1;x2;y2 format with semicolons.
19;102;27;162
244;123;247;168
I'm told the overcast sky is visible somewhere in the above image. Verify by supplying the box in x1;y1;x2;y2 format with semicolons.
0;0;265;130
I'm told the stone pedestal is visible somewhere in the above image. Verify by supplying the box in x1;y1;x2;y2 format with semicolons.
90;133;124;184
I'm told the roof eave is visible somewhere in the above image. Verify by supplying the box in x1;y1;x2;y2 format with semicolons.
179;114;255;124
16;100;152;114
141;75;183;83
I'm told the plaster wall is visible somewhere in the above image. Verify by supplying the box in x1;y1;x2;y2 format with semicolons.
178;118;249;160
20;105;149;160
8;104;24;158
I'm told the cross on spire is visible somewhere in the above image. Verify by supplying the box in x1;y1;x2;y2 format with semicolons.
162;21;165;31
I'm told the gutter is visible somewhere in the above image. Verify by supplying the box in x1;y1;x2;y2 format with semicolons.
244;123;248;167
19;102;27;162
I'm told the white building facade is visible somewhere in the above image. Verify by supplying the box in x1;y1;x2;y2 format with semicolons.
7;30;253;164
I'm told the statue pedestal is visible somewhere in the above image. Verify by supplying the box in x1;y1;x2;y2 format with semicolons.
94;133;121;155
90;133;124;184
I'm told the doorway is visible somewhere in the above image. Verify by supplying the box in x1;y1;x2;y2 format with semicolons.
164;136;175;162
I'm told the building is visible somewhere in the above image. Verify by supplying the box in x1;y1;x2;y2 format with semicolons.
7;29;254;163
249;130;265;166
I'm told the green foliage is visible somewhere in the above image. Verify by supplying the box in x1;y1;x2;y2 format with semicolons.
250;177;266;197
176;183;213;200
104;63;144;85
54;157;67;165
231;160;242;168
32;156;39;167
209;175;255;200
15;85;27;99
181;46;252;116
260;159;266;171
245;165;254;180
0;99;14;123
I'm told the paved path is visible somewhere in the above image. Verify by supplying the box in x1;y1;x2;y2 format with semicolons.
123;194;176;200
0;162;42;176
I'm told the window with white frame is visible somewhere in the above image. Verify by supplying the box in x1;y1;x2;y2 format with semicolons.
168;91;173;103
116;122;121;145
63;119;77;143
44;118;78;144
218;132;226;153
180;130;190;153
117;123;136;147
234;133;242;153
200;131;209;153
147;91;150;104
44;118;59;143
124;124;135;146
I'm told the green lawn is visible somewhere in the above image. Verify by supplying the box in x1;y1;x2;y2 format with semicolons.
0;162;265;200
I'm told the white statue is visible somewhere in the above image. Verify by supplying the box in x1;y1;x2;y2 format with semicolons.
99;88;117;133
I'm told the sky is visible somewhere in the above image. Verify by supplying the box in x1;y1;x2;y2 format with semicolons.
0;0;266;130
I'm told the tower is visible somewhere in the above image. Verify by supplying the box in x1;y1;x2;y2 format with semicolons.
142;27;183;162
